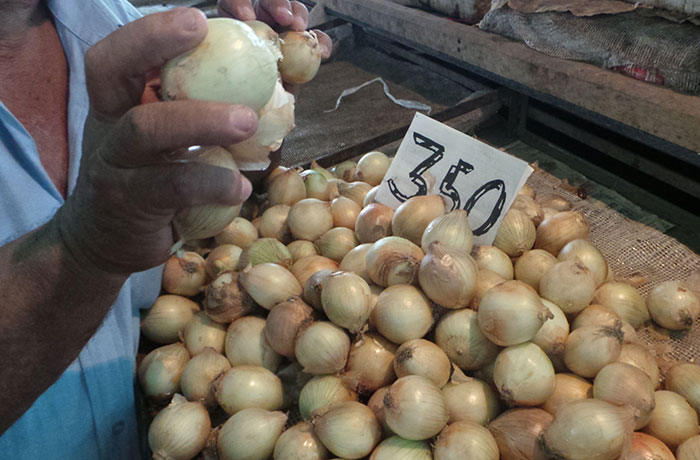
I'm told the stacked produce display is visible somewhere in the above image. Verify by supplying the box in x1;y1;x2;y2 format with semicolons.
138;148;700;460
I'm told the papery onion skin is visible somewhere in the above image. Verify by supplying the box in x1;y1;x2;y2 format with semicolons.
344;332;397;393
646;280;700;330
355;151;390;186
534;210;590;256
540;373;591;416
421;209;473;255
224;316;282;372
617;343;661;389
264;297;314;358
369;435;432;460
204;271;256;323
470;268;507;311
339;243;373;283
316;227;359;263
240;263;303;310
593;281;650;329
214;365;284;415
367;386;394;436
215;216;258;249
493;209;536;257
314;401;382;459
442;377;501;425
338;181;373;207
666;362;700;414
268;169;306;207
259;205;292;243
563;324;623;378
294;321;350;374
621;432;675;460
511;195;545;227
279;30;322;84
533;299;569;358
471;245;514;280
217;408;287;460
418;242;477;309
494;343;556;406
355;203;394;244
593;362;656;429
539;258;596;315
205;244;242;279
180;348;232;406
373;284;434;344
643;390;699;450
677;435;700;460
394;338;451;387
366;236;425;287
331;196;361;230
163;251;207;297
148;395;211;460
488;408;552;460
571;304;621;330
436;308;500;370
272;422;329;460
141;295;200;345
558;239;608;287
384;375;449;440
237;237;293;269
433;421;500;460
392;194;446;246
138;342;191;403
287;240;320;264
321;271;372;332
288;199;334;241
183;311;228;356
303;268;334;310
514;249;557;291
291;255;339;287
298;375;356;420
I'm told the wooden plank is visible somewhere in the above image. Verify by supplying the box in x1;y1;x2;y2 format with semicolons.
323;0;700;156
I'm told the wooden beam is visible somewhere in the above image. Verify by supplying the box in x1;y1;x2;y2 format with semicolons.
323;0;700;157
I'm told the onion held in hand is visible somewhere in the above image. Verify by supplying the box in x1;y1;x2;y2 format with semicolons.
279;31;322;84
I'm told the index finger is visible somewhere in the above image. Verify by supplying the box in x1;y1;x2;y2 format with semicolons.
85;7;208;120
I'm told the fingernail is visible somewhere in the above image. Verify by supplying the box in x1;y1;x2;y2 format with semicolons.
174;8;199;31
276;6;294;24
292;16;307;31
239;177;253;201
230;108;257;134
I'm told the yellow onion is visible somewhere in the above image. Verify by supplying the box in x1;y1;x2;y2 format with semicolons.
301;169;331;201
162;251;207;296
315;227;359;262
321;271;373;332
536;193;571;212
384;375;449;440
510;195;545;227
518;184;536;199
643;390;699;450
666;363;700;414
331;196;361;230
302;269;334;310
370;436;431;460
339;243;373;283
368;387;393;436
494;209;536;257
273;422;329;460
204;244;242;278
295;321;350;374
204;271;255;323
558;239;608;287
258;204;292;243
563;324;623;378
617;343;661;389
180;348;232;406
373;284;434;344
469;269;506;310
477;280;551;346
264;297;314;358
309;161;334;180
298;375;357;420
344;332;397;393
291;255;339;288
240;263;302;309
533;299;569;358
148;394;211;460
237;237;293;269
593;362;655;429
355;151;390;186
494;343;555;406
330;160;356;182
224;316;281;372
514;249;557;291
287;240;320;263
394;338;451;387
646;280;700;330
279;30;322;84
434;421;500;460
288;198;334;241
355;203;394;244
364;185;381;207
183;311;227;355
141;295;200;344
435;308;499;370
172;147;242;249
245;20;281;52
488;408;552;460
214;365;284;415
366;237;424;287
217;408;287;460
268;169;306;207
215;216;258;249
540;373;592;416
314;401;382;459
540;399;635;460
593;281;650;329
421;209;473;254
471;245;514;280
418;242;477;308
571;303;621;330
677;435;700;460
535;210;590;255
622;432;675;460
539;258;596;314
138;342;190;402
392;194;446;246
442;375;501;425
338;181;372;207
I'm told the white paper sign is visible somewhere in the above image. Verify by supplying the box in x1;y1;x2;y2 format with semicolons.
375;113;534;245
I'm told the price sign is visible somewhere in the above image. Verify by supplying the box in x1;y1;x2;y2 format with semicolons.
375;113;533;245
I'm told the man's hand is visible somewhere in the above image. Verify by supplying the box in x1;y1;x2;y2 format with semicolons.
218;0;333;59
57;8;256;274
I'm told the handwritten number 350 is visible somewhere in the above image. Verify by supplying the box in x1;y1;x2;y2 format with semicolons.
387;132;506;236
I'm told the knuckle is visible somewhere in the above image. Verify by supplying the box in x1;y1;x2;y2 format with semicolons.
121;107;153;147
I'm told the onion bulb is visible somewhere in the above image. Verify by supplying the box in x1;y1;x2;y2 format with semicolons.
344;332;397;393
368;387;393;436
540;373;591;416
536;193;571;212
355;203;394;244
148;394;211;460
435;308;500;370
558;239;608;287
287;240;320;263
294;321;350;374
392;195;446;246
258;204;292;243
141;295;200;344
298;375;356;420
366;236;424;287
488;408;552;460
245;20;281;52
338;181;372;207
593;281;650;329
539;399;635;460
302;268;334;310
373;284;434;344
240;263;302;309
237;237;293;269
224;316;281;372
314;401;382;459
183;311;227;356
384;375;449;440
161;18;279;111
646;280;700;330
355;151;390;186
339;243;373;283
513;249;557;290
330;160;356;182
442;376;501;425
138;342;190;402
493;209;536;257
470;269;506;310
594;362;656;429
264;297;314;358
162;251;207;296
215;217;258;249
518;184;535;198
494;343;556;406
217;408;287;460
533;299;569;357
617;343;661;389
204;271;255;323
331;196;361;230
510;195;545;227
321;271;373;332
622;432;675;460
643;390;699;450
302;169;331;201
477;280;551;346
534;210;590;255
180;348;231;406
665;363;700;414
268;169;306;207
571;303;621;330
288;199;334;241
433;421;500;460
292;255;339;287
214;365;284;415
315;227;359;262
418;242;477;308
394;338;451;387
364;185;380;207
370;436;432;460
539;258;596;314
279;30;322;84
471;245;514;280
421;209;473;254
677;435;700;460
563;324;623;378
273;422;328;460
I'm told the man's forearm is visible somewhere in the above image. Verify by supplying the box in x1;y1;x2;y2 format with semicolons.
0;216;128;434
